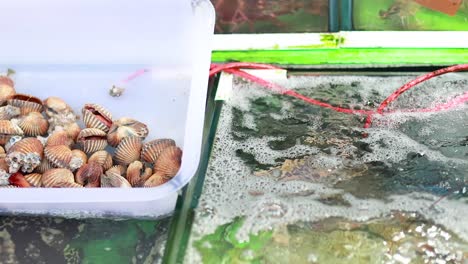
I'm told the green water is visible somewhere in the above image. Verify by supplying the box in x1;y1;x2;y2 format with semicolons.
0;216;170;264
186;73;468;263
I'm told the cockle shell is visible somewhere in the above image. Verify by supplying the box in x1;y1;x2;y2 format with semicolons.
9;172;32;187
69;149;87;171
101;171;132;188
0;105;20;120
0;76;15;104
77;128;108;154
43;97;73;118
143;172;169;187
6;137;44;173
0;120;24;145
64;122;81;141
75;162;102;188
24;173;42;187
35;158;55;173
0;185;17;188
154;146;182;179
82;104;113;133
18;112;49;136
0;157;8;171
8;93;43;115
44;145;72;168
51;182;83;188
0;146;4;155
114;137;142;165
46;130;74;147
88;150;113;171
126;160;143;187
7;137;44;156
107;117;149;147
105;165;127;176
141;139;176;163
41;168;74;187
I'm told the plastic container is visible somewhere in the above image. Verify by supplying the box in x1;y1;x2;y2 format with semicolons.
0;0;215;219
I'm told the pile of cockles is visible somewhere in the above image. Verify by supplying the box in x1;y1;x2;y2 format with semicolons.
0;73;182;188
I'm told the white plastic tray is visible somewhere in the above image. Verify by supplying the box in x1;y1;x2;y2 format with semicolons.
0;0;215;218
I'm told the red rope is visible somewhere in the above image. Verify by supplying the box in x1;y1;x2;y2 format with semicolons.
121;63;468;129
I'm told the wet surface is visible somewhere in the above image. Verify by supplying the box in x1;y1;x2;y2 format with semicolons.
185;73;468;263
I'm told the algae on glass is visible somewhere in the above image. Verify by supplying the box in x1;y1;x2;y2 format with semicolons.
354;0;468;30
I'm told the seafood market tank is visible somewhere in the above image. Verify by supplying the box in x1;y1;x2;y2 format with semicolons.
0;0;215;218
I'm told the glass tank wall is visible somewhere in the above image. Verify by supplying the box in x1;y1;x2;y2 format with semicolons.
210;0;468;33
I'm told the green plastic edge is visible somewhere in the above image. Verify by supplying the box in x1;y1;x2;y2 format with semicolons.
212;48;468;66
163;77;224;264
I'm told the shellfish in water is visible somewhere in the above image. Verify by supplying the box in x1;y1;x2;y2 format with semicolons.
0;120;24;145
77;128;108;154
154;146;182;179
7;93;43;115
114;136;142;165
141;139;176;163
41;168;75;187
0;75;15;104
75;162;102;188
18;112;49;136
82;104;113;133
107;117;148;147
101;171;132;188
6;137;44;173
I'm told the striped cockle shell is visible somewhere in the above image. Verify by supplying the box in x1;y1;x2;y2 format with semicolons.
44;145;73;168
154;146;182;179
41;168;75;187
24;173;42;187
7;137;44;157
8;172;32;187
18;112;49;136
141;139;176;163
114;137;142;165
64;122;81;141
107;117;148;147
105;165;127;176
0;76;15;104
35;158;55;173
0;120;24;145
46;130;74;147
75;162;102;187
0;185;17;188
0;105;20;120
51;182;83;188
82;104;113;133
126;160;143;187
8;93;43;115
69;149;87;171
43;97;73;118
0;157;8;171
143;172;169;188
88;150;113;171
101;171;132;188
77;128;108;154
